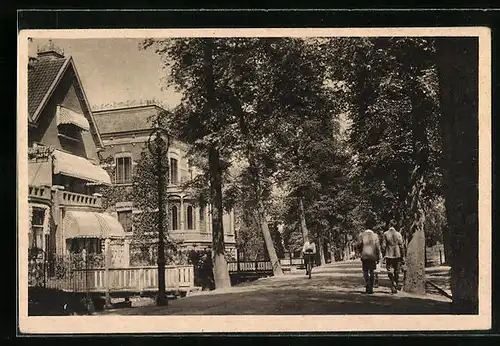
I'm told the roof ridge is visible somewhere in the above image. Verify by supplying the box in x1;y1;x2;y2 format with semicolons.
93;103;166;113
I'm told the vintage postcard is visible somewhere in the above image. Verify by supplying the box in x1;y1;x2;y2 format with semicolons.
18;27;491;334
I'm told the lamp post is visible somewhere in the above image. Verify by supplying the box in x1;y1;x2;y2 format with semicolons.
82;246;90;312
147;125;170;306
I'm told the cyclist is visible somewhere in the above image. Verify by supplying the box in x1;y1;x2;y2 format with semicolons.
302;238;317;277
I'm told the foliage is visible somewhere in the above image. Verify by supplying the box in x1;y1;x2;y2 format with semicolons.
99;111;183;263
186;249;215;290
322;38;442;237
424;197;447;247
281;222;303;254
141;38;341;279
28;145;55;161
322;37;442;293
235;211;266;260
136;37;446;290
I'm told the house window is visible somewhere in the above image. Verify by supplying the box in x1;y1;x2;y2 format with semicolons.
170;158;178;185
116;156;132;184
187;205;194;230
30;208;45;250
171;205;179;230
68;238;102;254
117;210;133;233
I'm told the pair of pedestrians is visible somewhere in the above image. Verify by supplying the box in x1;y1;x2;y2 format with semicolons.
356;222;405;294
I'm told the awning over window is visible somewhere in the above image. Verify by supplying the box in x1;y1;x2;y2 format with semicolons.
53;150;111;185
56;105;90;131
63;211;126;239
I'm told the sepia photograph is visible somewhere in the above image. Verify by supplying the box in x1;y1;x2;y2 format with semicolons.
17;28;491;333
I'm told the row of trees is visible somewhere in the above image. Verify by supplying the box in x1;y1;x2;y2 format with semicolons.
134;37;477;312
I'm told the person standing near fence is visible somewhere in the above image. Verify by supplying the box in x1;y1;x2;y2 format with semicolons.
355;221;382;294
382;221;405;294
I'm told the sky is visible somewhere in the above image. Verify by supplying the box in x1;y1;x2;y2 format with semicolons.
28;37;350;133
29;38;182;110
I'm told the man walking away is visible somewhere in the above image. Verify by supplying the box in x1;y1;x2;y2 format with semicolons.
356;224;382;294
382;222;405;293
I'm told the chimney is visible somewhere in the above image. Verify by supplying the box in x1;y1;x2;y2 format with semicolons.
36;39;65;60
28;56;38;70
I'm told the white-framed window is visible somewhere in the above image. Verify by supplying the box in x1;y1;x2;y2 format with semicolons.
117;209;133;233
30;207;45;250
186;205;194;230
170;158;178;185
115;156;132;184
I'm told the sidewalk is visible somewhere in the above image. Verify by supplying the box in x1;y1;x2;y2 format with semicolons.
97;261;452;316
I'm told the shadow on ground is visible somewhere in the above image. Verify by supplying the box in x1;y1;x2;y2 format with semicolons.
98;272;452;316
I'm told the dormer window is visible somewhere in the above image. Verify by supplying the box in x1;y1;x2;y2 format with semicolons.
56;105;90;142
58;124;81;142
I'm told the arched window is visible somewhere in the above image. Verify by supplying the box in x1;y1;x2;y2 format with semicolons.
187;205;194;230
171;205;178;230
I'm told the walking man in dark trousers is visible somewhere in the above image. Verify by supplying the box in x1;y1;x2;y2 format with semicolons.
356;220;382;294
382;221;405;293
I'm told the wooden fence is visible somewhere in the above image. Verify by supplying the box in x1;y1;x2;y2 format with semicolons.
227;261;274;273
279;258;304;266
46;265;195;294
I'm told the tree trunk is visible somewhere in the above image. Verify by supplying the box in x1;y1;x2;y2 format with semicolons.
403;61;433;294
318;237;326;265
403;172;427;294
325;241;331;263
442;224;452;265
203;38;230;289
298;198;309;241
208;146;231;289
435;38;479;313
404;228;426;293
255;206;284;276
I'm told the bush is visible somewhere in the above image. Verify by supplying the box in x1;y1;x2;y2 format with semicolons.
187;249;215;290
28;287;93;316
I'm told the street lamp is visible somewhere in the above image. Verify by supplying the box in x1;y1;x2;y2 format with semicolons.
147;125;171;306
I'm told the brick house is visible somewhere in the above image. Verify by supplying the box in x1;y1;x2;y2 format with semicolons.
93;104;237;262
27;41;128;267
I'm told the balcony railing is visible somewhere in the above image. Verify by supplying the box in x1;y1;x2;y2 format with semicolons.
59;191;102;208
169;230;235;244
29;185;102;209
28;185;52;201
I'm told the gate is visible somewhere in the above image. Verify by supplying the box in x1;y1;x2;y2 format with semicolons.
28;248;47;287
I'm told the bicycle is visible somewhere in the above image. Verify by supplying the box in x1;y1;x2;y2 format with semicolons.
304;251;314;279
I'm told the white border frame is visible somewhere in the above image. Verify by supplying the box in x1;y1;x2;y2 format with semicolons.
18;27;492;333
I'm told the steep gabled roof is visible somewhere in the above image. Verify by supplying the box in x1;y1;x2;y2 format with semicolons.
28;57;69;122
27;56;104;148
